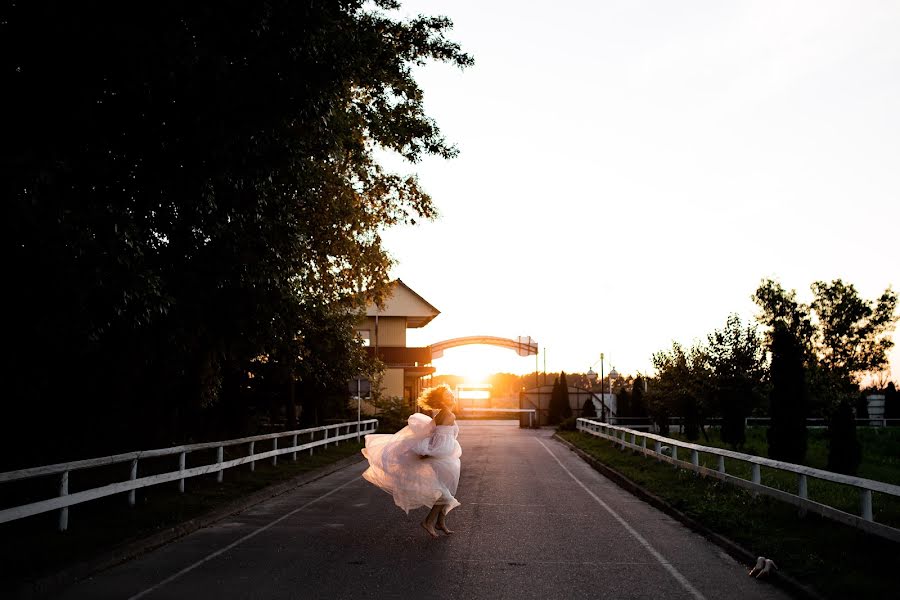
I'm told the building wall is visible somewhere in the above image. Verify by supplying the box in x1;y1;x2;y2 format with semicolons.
383;368;405;399
357;316;407;347
375;317;407;346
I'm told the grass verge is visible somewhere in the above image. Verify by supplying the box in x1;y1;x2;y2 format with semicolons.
665;427;900;529
2;441;365;594
557;430;900;600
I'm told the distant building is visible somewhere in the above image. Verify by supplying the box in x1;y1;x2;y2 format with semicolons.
353;279;439;407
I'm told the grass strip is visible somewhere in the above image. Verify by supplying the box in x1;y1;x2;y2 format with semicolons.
2;441;365;591
665;427;900;529
557;430;900;600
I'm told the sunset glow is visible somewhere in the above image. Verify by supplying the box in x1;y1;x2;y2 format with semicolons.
430;345;538;382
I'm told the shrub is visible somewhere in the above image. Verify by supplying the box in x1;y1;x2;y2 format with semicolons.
558;416;579;431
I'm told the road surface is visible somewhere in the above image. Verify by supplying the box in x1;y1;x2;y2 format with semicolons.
60;421;791;599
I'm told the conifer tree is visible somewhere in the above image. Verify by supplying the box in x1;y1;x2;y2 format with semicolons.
548;376;563;424
826;399;862;475
885;382;899;420
581;396;596;419
767;323;809;463
559;372;572;420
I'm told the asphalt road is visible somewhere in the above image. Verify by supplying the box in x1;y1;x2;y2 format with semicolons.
59;421;791;600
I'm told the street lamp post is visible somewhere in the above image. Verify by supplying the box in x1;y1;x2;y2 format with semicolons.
586;353;618;423
607;365;618;423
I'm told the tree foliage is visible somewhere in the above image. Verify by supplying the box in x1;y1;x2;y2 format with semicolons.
705;314;766;449
560;371;572;420
810;279;897;383
549;372;571;424
766;323;809;463
647;342;707;441
753;278;897;409
826;399;862;475
580;396;596;419
3;1;472;464
886;382;900;420
631;376;647;418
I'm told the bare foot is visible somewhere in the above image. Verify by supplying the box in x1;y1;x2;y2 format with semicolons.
420;521;438;538
436;523;454;535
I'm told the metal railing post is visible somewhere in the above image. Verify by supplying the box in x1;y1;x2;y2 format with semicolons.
671;446;678;465
272;437;278;466
717;455;725;474
249;441;256;472
292;434;298;461
309;431;314;456
217;446;224;482
691;449;699;470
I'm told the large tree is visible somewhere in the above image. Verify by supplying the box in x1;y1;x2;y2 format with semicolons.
705;314;766;449
809;279;897;404
648;342;707;441
4;1;472;464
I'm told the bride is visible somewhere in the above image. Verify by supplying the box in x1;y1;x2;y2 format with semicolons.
361;384;462;537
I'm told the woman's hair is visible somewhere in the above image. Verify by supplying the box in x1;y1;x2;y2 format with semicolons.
417;384;455;411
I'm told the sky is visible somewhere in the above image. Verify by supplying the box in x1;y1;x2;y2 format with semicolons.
378;0;899;382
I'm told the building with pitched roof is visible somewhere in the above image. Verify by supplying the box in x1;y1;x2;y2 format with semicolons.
354;279;440;406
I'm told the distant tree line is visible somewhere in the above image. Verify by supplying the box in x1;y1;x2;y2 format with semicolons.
642;278;897;475
4;2;472;468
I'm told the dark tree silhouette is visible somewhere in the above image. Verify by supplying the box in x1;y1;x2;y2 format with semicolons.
3;1;472;466
826;399;862;475
631;376;647;418
767;323;809;463
581;396;597;419
885;382;899;420
548;376;562;424
559;371;572;420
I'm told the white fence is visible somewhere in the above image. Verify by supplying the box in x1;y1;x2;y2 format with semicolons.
576;418;900;543
0;419;378;532
604;416;900;430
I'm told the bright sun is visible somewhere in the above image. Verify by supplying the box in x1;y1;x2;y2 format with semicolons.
431;346;532;382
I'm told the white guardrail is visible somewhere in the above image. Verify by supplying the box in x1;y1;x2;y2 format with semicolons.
459;407;536;427
0;419;378;532
576;418;900;543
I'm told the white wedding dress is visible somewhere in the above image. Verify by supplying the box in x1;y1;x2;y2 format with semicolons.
362;412;462;514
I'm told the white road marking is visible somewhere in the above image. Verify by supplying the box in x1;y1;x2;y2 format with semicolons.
128;476;360;600
537;439;708;600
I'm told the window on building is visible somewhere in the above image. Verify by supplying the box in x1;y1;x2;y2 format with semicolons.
357;329;371;346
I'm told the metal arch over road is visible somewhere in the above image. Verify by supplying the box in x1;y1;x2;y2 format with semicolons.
429;336;538;359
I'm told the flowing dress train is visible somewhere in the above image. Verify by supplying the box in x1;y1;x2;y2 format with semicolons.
361;413;462;514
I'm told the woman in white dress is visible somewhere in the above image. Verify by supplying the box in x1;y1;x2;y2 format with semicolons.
361;385;462;537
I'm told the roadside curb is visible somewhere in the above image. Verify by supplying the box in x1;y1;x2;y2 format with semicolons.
15;453;366;599
552;433;825;600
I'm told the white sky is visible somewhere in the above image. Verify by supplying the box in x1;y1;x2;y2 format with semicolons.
379;0;900;382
